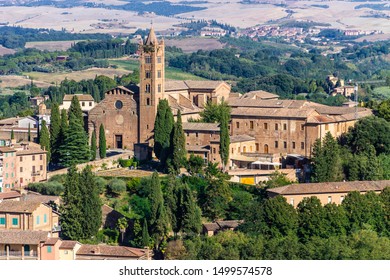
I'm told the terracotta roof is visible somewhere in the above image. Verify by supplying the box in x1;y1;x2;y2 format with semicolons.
16;148;46;156
240;90;279;100
184;80;226;90
23;194;60;205
217;220;243;229
186;145;210;152
230;134;255;143
231;107;315;118
0;230;49;244
0;191;21;200
0;147;16;153
0;117;18;126
203;223;220;232
183;122;220;132
44;237;60;246
267;180;390;196
59;240;79;250
76;244;147;258
0;200;42;213
165;80;188;91
63;94;94;102
228;98;310;109
102;204;124;229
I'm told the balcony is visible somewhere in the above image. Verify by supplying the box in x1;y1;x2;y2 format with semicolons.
31;171;41;176
0;250;38;260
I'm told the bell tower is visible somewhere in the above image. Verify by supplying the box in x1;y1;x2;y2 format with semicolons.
138;27;165;144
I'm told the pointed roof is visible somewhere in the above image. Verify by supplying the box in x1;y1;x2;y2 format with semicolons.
145;27;158;46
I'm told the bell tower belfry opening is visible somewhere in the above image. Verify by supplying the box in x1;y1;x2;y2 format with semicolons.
138;27;165;144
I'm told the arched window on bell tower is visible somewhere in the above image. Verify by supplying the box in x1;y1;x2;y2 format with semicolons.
145;84;151;93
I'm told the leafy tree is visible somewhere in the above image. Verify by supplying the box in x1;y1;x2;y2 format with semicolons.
60;166;83;240
99;123;106;159
154;99;174;167
380;187;390;233
117;217;128;244
171;110;186;174
90;129;97;161
345;116;390;155
186;154;204;175
79;165;102;239
261;171;293;189
377;99;390;122
39;120;50;163
107;179;126;196
297;197;327;242
323;203;349;237
50;103;61;164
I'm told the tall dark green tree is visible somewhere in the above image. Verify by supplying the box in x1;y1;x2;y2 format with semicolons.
171;110;186;174
142;219;150;247
10;129;14;140
147;172;168;248
50;103;61;165
79;165;102;239
59;96;90;167
219;102;230;169
28;123;31;142
39;120;50;163
99;123;106;159
311;132;343;182
60;166;83;240
90;129;97;161
154;99;174;167
176;184;202;236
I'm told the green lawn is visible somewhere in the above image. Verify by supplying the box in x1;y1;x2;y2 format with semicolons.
108;59;206;81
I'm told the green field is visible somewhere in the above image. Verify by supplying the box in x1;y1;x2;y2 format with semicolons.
108;59;206;81
373;86;390;99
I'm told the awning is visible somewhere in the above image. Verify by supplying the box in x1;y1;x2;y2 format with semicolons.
251;161;281;166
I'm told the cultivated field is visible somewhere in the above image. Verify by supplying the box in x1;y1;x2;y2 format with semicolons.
0;75;51;89
24;67;130;84
25;40;84;51
0;45;15;56
165;38;224;53
96;168;158;178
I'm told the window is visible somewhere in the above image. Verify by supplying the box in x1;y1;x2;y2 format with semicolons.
157;56;162;63
157;70;162;78
283;141;287;149
32;166;36;173
11;163;13;168
255;143;259;151
11;172;13;178
283;123;287;130
301;124;305;131
196;133;198;138
145;56;151;64
328;196;332;203
44;214;47;224
20;178;23;184
5;163;8;168
292;142;296;149
47;246;52;253
264;123;268;130
146;98;150;106
145;84;151;93
82;102;85;107
145;70;151;78
250;121;254;130
236;122;239;129
158;84;161;93
20;156;23;162
231;148;234;153
12;218;18;226
275;124;278;131
20;166;23;172
40;165;43;171
32;155;35;161
301;142;305;149
36;216;40;225
325;124;329;130
0;217;5;225
213;148;216;154
275;141;278;148
89;102;92;107
146;125;149;130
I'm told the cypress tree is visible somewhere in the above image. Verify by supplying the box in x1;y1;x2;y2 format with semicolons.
60;96;90;167
28;123;31;142
10;129;14;140
148;172;168;248
219;104;230;169
99;124;106;159
171;110;186;174
80;165;102;239
60;166;83;240
90;129;97;161
50;103;61;164
154;99;174;167
39;120;50;163
142;219;150;247
176;183;202;236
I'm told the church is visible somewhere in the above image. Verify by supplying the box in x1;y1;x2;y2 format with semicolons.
88;28;372;170
88;28;231;155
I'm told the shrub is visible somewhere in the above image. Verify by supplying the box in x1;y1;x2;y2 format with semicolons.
107;179;126;196
119;158;133;168
27;181;64;196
